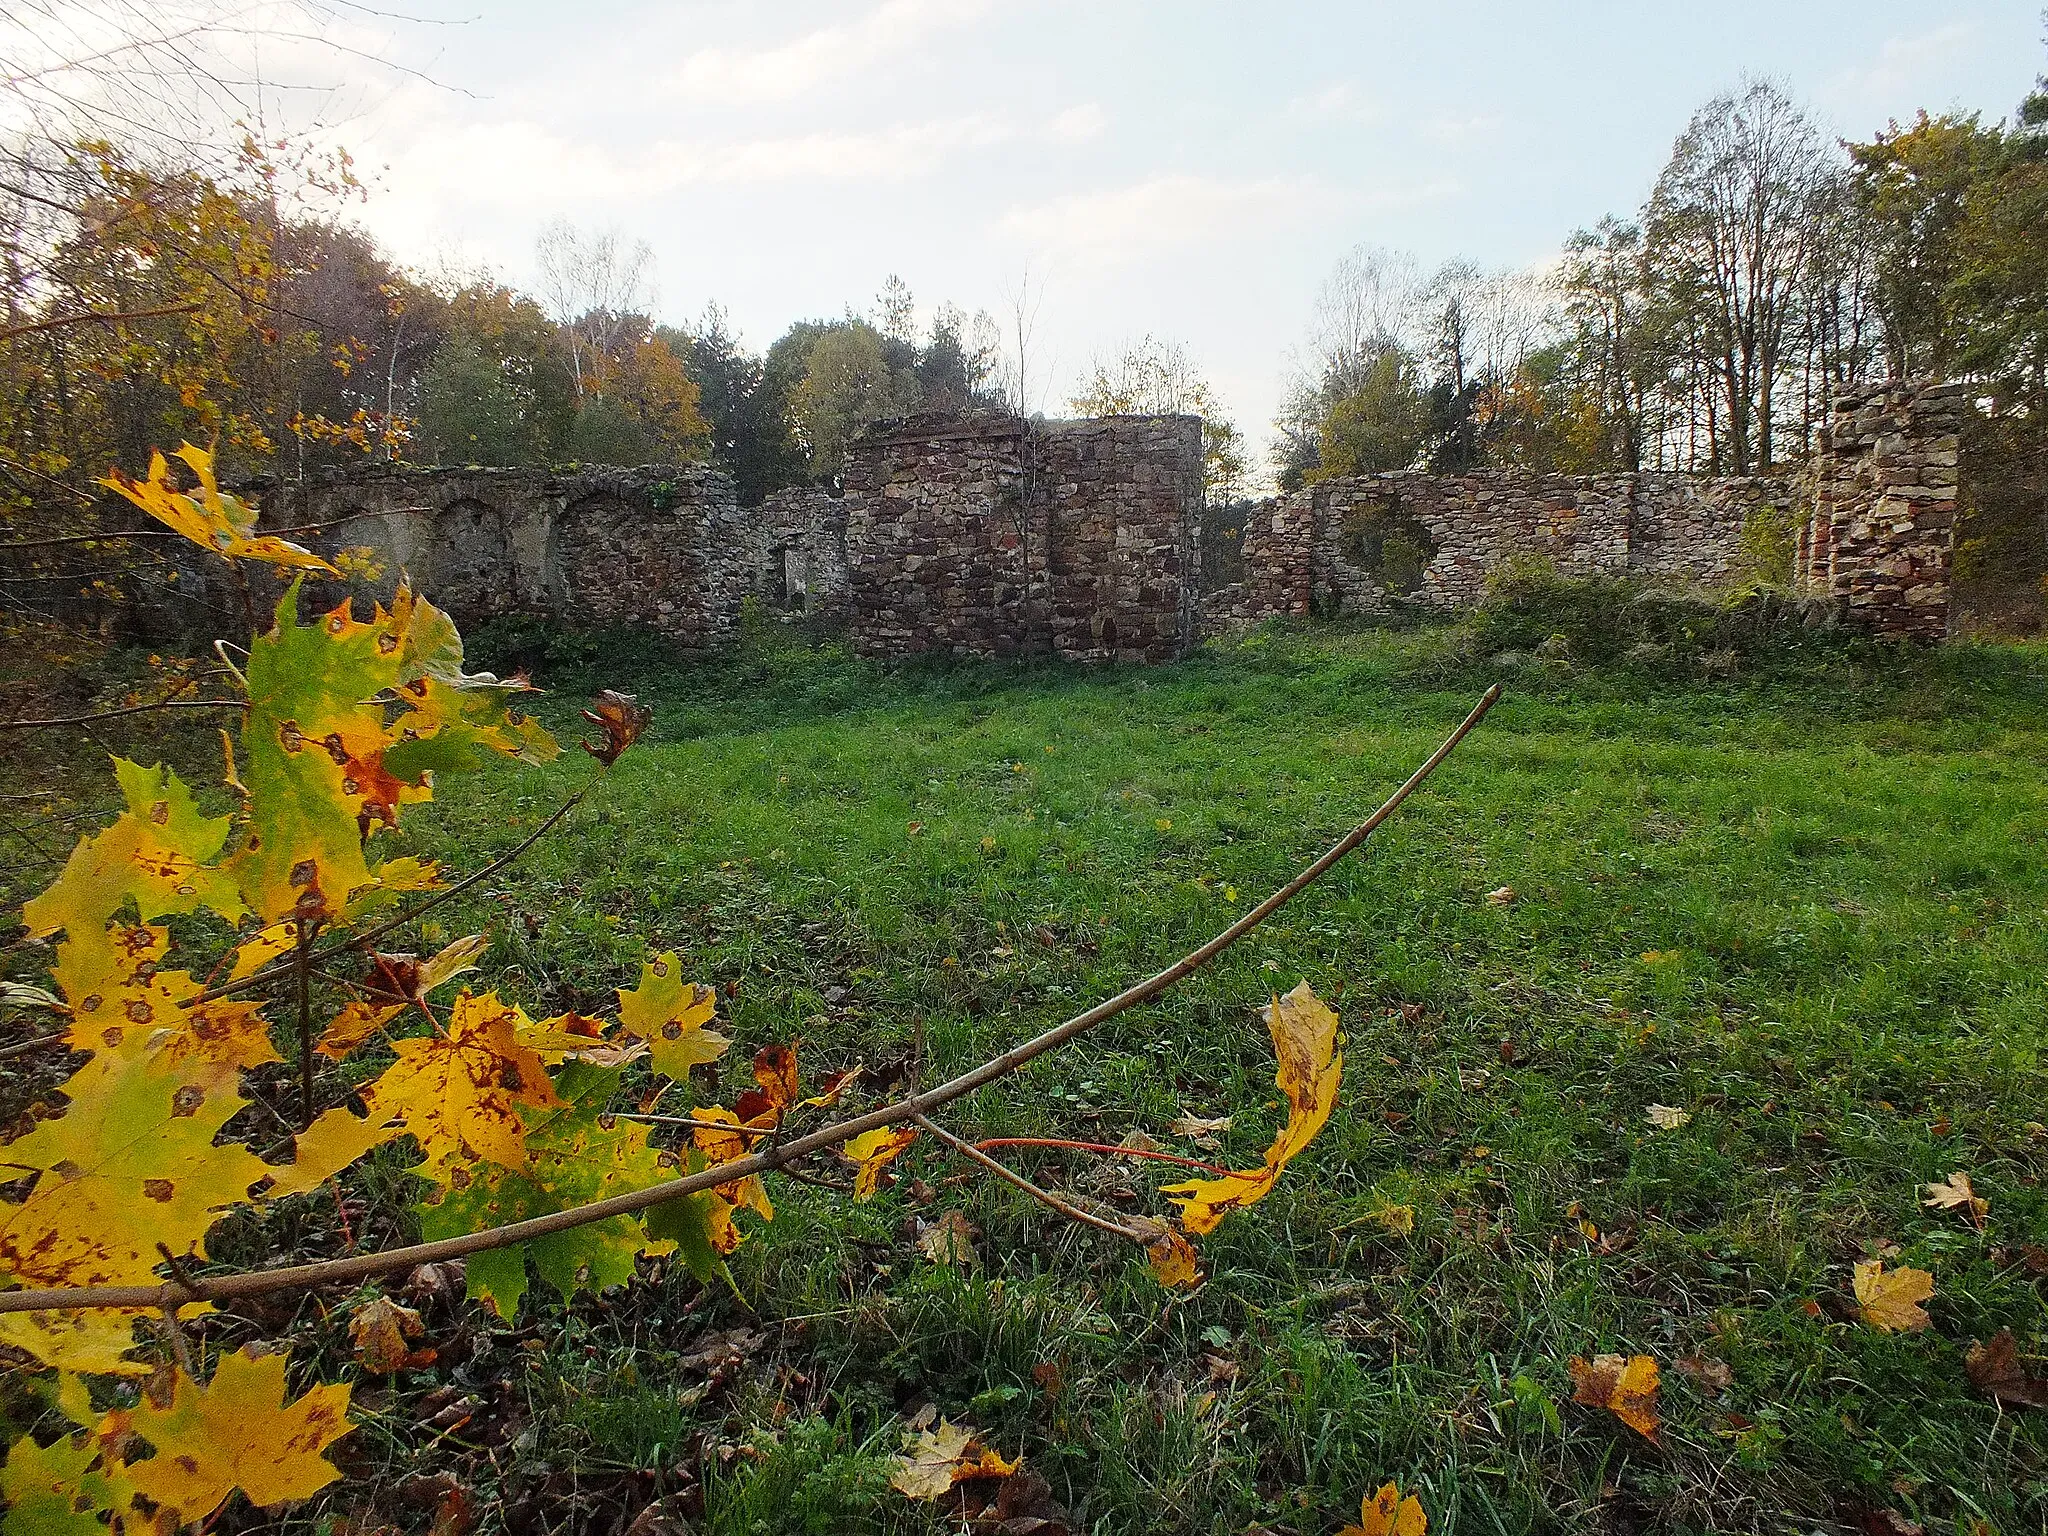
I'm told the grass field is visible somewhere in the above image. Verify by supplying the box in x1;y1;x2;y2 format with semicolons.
6;602;2048;1535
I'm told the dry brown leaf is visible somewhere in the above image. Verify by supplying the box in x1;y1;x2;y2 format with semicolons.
1142;1227;1201;1288
1485;885;1515;906
1569;1353;1661;1444
1339;1482;1428;1536
917;1211;981;1268
1169;1113;1231;1141
349;1296;436;1374
579;690;652;765
889;1419;1020;1501
1854;1260;1935;1333
1922;1172;1989;1225
1673;1355;1733;1394
1964;1329;2048;1409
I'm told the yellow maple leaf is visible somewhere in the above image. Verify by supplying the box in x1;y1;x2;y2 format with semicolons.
359;991;560;1186
888;1419;1020;1501
1159;981;1343;1235
316;1000;403;1060
615;952;730;1079
1568;1353;1661;1443
1143;1227;1202;1289
1341;1482;1429;1536
119;1348;352;1521
0;1050;267;1310
1854;1259;1935;1333
261;1101;403;1200
103;444;336;571
843;1126;917;1201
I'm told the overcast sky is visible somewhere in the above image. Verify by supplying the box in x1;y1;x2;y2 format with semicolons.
325;1;2043;462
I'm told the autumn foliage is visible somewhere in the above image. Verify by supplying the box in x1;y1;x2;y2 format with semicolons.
0;445;1350;1528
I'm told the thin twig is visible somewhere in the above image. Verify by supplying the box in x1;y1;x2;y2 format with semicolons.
0;1031;71;1062
0;698;246;730
0;685;1499;1315
971;1137;1233;1177
917;1116;1146;1241
184;787;590;1009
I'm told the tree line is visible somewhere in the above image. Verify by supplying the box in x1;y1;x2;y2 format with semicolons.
2;28;2042;552
1277;59;2047;490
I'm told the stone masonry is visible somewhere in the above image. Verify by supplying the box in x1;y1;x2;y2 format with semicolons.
230;380;1966;662
1202;470;1794;626
1795;378;1967;639
841;413;1202;662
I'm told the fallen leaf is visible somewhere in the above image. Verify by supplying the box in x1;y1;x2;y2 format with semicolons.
1142;1227;1202;1288
119;1348;353;1522
1569;1353;1661;1444
889;1419;1020;1501
1169;1113;1231;1146
1644;1104;1691;1130
1673;1355;1733;1394
1485;885;1515;906
918;1211;981;1268
579;690;651;765
1964;1329;2048;1409
1853;1260;1935;1333
1160;981;1342;1235
1339;1482;1428;1536
1370;1203;1416;1236
1922;1172;1988;1225
349;1296;437;1374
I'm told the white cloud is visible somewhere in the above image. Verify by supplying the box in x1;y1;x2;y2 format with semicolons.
1421;111;1505;148
1047;103;1107;143
667;0;990;106
995;172;1455;270
1285;82;1380;124
1821;23;1977;113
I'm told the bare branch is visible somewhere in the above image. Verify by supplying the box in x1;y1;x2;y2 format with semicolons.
0;685;1500;1316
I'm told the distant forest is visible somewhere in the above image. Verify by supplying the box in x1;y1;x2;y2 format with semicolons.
3;43;2043;530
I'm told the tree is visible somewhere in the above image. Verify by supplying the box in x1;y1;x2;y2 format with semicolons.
533;221;655;404
1302;349;1433;481
416;337;531;466
1849;112;2002;380
1068;335;1247;499
1645;78;1832;471
789;321;919;481
1557;218;1661;470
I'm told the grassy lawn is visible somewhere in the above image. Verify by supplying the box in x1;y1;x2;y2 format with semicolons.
6;608;2048;1534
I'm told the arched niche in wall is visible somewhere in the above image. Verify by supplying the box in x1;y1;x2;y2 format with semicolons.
430;496;518;621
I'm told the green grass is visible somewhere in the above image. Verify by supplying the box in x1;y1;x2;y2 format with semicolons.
7;610;2048;1534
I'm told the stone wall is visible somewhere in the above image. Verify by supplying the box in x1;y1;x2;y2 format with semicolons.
1202;470;1790;627
840;413;1202;662
1796;378;1967;639
267;464;749;652
207;382;1964;662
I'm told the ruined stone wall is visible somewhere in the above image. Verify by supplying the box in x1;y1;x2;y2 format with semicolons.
1202;470;1788;627
267;464;747;652
1036;416;1203;663
1797;378;1967;639
752;487;850;620
839;413;1204;662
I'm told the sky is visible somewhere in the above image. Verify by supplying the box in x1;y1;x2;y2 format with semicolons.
309;0;2043;466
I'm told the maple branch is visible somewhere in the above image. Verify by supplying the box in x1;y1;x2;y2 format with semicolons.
0;698;246;730
917;1115;1147;1242
0;684;1499;1315
184;785;592;1008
